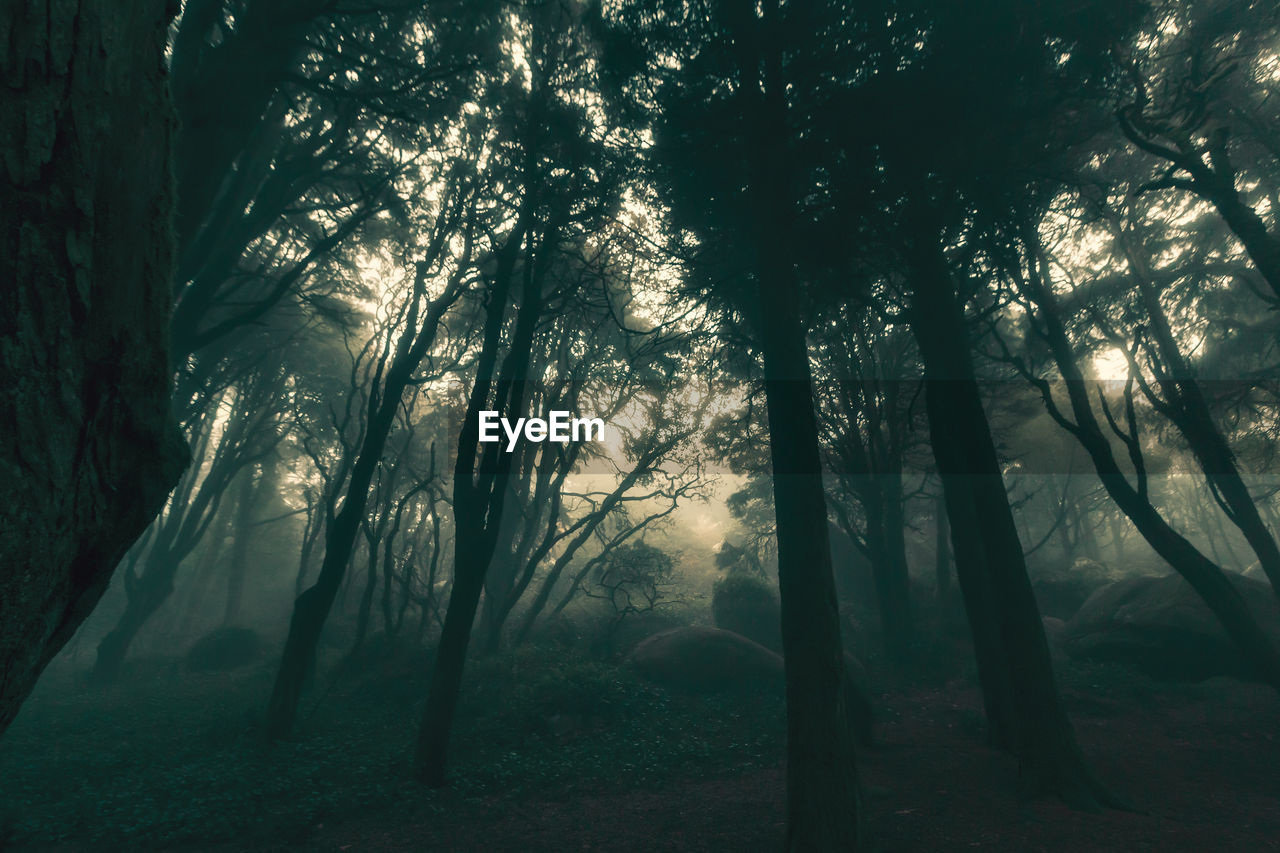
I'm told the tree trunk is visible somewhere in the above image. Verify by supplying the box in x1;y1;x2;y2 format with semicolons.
0;0;187;733
724;8;862;843
1018;252;1280;693
907;218;1114;806
1119;236;1280;595
934;493;952;604
415;530;493;782
876;473;914;659
266;261;464;738
415;222;543;784
757;271;863;849
266;495;367;738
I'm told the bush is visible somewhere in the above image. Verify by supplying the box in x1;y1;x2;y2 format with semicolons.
711;574;781;652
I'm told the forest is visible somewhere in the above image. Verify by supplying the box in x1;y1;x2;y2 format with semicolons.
2;0;1280;850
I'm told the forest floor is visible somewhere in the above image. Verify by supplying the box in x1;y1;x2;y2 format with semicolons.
2;643;1278;852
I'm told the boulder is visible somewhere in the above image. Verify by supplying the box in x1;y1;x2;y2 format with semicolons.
629;626;783;689
1041;616;1067;661
185;626;264;672
1031;558;1121;620
1061;572;1280;681
629;626;875;743
1242;561;1267;582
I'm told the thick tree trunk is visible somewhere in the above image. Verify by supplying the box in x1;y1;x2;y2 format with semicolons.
907;220;1114;806
920;388;1018;749
266;496;367;738
725;7;861;842
0;1;187;732
415;533;492;783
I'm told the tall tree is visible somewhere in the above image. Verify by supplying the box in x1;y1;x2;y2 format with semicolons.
0;2;187;733
266;176;479;738
415;2;628;784
812;0;1143;804
603;1;866;845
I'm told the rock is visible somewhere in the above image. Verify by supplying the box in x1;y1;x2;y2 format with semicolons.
1031;558;1121;620
1061;572;1280;681
629;626;784;689
1041;616;1067;661
185;627;263;672
1041;615;1066;636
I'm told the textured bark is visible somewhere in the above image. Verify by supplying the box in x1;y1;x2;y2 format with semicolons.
0;2;187;733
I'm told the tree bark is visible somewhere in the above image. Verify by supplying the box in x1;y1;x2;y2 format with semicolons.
0;1;188;732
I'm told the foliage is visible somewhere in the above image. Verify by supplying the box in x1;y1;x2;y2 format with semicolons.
0;655;784;847
711;574;782;652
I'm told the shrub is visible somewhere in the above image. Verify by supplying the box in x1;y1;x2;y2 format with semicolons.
711;574;781;652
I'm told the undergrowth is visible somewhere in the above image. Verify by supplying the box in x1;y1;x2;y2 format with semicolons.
0;644;784;848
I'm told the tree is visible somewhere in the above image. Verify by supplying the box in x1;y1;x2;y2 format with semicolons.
91;365;288;681
996;222;1280;692
814;306;923;660
584;541;681;649
0;1;187;732
1115;1;1280;300
603;1;866;845
266;176;479;738
414;3;631;785
806;0;1143;806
